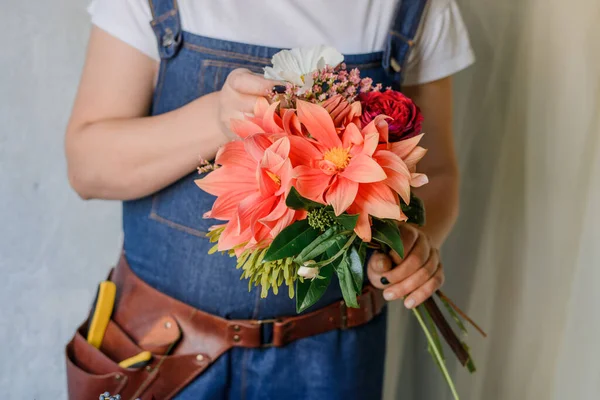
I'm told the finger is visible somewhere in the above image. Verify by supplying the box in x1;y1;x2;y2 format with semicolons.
368;252;393;273
231;92;265;114
367;252;393;289
402;264;445;309
399;224;420;255
387;224;419;264
381;234;432;285
382;249;439;301
388;250;402;265
226;68;280;96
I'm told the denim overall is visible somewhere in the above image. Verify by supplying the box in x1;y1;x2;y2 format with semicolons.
123;1;426;398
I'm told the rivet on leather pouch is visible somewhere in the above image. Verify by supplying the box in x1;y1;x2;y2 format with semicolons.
138;316;181;355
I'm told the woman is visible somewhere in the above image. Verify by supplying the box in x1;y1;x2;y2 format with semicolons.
65;0;474;398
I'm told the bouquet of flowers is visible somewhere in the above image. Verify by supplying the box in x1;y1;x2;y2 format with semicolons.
196;46;484;399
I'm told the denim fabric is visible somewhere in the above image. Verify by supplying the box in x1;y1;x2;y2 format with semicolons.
123;1;426;398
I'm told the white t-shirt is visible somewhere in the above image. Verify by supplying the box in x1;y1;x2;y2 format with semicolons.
88;0;475;86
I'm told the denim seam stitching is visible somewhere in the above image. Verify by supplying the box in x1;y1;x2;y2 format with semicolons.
147;0;155;18
347;61;382;70
389;29;415;46
198;60;206;91
199;59;264;93
213;65;221;92
203;59;264;72
184;43;272;64
153;62;167;111
149;195;208;237
185;42;384;70
150;9;177;26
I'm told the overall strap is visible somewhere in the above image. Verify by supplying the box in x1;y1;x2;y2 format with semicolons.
148;0;183;59
382;0;428;84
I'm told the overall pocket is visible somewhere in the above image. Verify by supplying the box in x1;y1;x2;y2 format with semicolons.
149;58;266;237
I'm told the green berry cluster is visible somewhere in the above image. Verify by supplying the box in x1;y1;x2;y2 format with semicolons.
307;207;335;231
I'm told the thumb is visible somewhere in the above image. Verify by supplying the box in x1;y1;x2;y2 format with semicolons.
367;251;393;273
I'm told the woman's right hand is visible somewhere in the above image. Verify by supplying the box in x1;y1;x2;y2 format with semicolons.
217;68;281;140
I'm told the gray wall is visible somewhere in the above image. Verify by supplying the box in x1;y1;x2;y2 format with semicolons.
1;2;122;397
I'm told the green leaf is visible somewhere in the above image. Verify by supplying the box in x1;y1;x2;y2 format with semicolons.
371;218;404;259
263;219;319;262
286;186;324;211
462;342;477;373
401;194;426;226
294;226;338;264
466;357;477;373
326;239;359;308
358;241;367;265
296;234;350;265
346;245;364;294
327;211;359;230
296;265;333;313
336;256;360;308
438;295;469;335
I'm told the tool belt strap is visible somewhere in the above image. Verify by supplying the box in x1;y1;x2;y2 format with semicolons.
66;254;385;400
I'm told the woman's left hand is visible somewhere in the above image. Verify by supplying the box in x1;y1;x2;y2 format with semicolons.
367;224;445;309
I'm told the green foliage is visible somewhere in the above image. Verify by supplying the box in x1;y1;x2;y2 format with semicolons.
263;219;319;262
371;218;405;259
346;245;364;294
294;226;346;264
326;211;359;230
325;236;363;309
285;186;324;211
412;307;460;400
401;194;426;226
295;264;334;313
307;207;336;231
236;247;298;299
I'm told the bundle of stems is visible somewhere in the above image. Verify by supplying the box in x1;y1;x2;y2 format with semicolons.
371;242;486;400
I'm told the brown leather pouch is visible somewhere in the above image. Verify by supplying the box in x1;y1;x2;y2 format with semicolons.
66;322;140;399
66;319;209;400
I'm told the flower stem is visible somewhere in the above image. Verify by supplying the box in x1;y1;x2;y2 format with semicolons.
412;306;460;400
436;290;487;338
423;298;470;366
313;233;357;268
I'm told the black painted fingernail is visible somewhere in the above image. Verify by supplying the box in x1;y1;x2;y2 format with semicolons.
273;85;287;93
380;277;390;285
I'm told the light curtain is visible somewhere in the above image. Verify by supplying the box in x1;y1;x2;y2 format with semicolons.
384;0;600;399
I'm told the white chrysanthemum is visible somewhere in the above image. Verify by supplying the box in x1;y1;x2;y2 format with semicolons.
264;45;344;93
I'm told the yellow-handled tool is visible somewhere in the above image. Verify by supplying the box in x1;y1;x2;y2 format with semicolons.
118;351;153;369
86;281;117;349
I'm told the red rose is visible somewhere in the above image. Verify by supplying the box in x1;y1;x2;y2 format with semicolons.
358;90;424;142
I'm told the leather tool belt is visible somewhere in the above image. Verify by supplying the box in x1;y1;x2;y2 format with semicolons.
65;254;385;399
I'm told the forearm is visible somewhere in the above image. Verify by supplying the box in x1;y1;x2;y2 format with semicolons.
66;92;228;200
413;168;459;249
401;78;459;249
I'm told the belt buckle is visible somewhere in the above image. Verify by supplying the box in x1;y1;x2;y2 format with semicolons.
255;318;278;348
